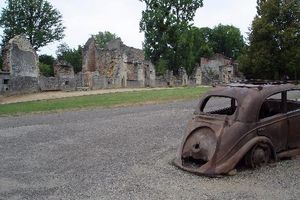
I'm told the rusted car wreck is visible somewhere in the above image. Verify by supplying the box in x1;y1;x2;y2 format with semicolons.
174;82;300;176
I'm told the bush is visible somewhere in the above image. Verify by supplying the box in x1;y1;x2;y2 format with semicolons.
39;62;53;77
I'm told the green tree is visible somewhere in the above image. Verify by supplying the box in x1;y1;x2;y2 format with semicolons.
0;0;65;50
140;0;203;74
56;43;82;73
93;31;118;48
39;63;52;77
239;0;300;80
192;27;214;58
210;24;245;59
174;25;244;75
0;46;3;70
39;54;55;76
176;27;213;75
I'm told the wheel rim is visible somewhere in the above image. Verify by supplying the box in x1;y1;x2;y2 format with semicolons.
246;143;271;168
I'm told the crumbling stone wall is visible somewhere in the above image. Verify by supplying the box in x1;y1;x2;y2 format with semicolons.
82;37;155;89
54;61;76;91
192;53;239;85
0;72;10;93
3;35;39;77
39;61;76;91
144;62;156;87
39;76;60;91
1;35;39;94
82;38;97;73
1;35;158;95
54;61;75;78
155;68;188;87
8;77;39;94
75;72;84;88
190;64;202;85
178;67;188;86
155;75;168;87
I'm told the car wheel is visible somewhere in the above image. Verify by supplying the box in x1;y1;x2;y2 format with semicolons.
245;143;271;168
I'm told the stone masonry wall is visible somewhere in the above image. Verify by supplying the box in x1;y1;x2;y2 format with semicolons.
39;76;60;91
0;72;10;93
1;35;40;94
194;53;239;85
8;77;39;95
3;35;39;77
82;37;155;89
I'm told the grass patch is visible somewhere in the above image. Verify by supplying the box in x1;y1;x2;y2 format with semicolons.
0;87;210;116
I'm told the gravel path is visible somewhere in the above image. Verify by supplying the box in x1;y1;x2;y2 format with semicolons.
0;100;299;200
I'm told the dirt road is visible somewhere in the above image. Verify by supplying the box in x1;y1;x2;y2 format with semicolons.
0;87;170;104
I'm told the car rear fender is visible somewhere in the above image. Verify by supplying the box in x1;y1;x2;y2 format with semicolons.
215;136;276;174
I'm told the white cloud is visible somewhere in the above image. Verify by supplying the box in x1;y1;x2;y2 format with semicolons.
194;0;257;35
39;0;145;56
0;0;257;56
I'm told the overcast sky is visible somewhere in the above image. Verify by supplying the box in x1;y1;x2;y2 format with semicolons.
0;0;257;56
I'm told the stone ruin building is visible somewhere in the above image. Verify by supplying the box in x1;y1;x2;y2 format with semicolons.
80;37;156;89
192;53;240;85
39;61;76;91
0;35;157;95
156;68;189;87
156;53;240;87
0;35;241;96
0;35;39;94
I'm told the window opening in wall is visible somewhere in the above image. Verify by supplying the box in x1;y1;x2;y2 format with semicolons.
65;81;69;85
3;79;9;84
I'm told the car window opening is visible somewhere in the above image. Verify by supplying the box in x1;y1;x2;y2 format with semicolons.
201;96;237;115
259;93;282;119
259;100;282;119
287;90;300;112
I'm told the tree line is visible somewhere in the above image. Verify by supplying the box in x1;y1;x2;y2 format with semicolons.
239;0;300;80
139;0;244;76
0;0;299;80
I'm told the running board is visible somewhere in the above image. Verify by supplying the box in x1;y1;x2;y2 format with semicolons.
277;148;300;159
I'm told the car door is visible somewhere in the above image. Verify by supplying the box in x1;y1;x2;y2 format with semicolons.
286;90;300;149
257;92;288;152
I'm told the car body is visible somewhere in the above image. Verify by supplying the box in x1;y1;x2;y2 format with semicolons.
174;83;300;176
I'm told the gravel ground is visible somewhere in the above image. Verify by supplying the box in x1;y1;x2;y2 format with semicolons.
0;100;299;200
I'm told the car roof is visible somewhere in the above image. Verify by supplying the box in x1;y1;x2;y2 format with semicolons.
199;83;299;122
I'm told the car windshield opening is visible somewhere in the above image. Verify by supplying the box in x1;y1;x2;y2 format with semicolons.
201;96;237;115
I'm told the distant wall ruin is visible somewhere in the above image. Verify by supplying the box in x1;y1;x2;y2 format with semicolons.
0;36;158;95
1;35;39;94
0;36;242;96
39;61;76;91
191;53;240;85
81;37;156;89
0;36;80;95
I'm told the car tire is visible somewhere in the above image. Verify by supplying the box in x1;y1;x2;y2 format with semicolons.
245;143;271;168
